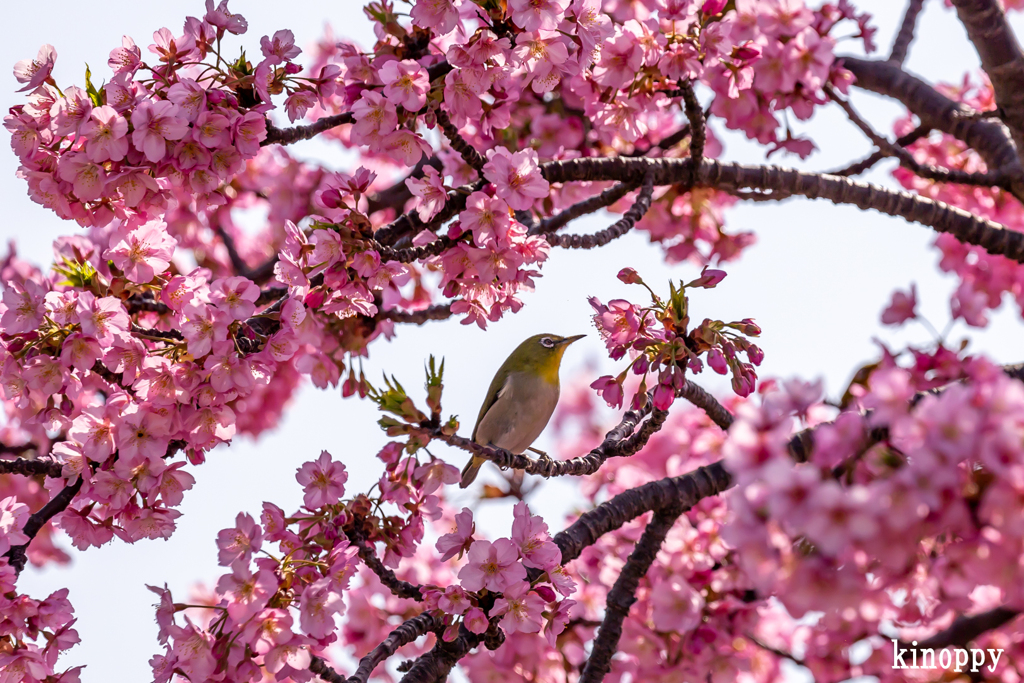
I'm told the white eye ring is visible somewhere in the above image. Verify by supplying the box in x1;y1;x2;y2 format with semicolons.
540;337;555;348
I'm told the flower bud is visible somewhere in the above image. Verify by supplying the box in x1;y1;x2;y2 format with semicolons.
617;267;642;285
702;0;727;15
534;585;557;602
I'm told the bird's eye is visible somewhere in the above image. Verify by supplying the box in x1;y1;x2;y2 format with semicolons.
540;337;555;348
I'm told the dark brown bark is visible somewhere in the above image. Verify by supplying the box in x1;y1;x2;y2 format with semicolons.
949;0;1024;165
840;56;1024;186
0;458;64;478
580;508;681;683
889;0;927;65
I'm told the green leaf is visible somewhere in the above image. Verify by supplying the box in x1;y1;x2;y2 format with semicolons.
84;64;104;108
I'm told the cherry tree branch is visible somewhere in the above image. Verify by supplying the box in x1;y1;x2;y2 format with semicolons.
677;380;734;430
4;479;81;574
0;458;64;478
553;460;734;564
679;80;705;166
529;181;638;236
434;109;486;173
433;393;669;479
913;606;1021;649
398;620;504;683
545;168;656;249
348;529;424;602
381;304;453;325
536;156;1024;263
263;112;355;146
949;0;1024;163
827;85;1011;188
889;0;927;65
213;222;278;283
839;56;1024;186
580;507;682;683
346;612;443;683
828;124;930;177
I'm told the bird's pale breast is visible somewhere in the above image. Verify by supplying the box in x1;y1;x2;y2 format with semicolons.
474;371;559;454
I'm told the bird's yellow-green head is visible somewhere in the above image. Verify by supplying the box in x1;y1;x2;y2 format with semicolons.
504;333;585;384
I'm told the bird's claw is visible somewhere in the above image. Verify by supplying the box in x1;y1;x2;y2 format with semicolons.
527;447;555;472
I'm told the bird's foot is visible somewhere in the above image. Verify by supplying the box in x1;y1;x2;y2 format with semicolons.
527;447;556;473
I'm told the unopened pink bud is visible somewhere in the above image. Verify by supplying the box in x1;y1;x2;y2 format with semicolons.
702;0;727;15
617;267;642;285
534;585;557;602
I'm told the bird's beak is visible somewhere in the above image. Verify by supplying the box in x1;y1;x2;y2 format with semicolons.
560;334;586;346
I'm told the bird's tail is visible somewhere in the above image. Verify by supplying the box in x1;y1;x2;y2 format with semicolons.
460;456;483;489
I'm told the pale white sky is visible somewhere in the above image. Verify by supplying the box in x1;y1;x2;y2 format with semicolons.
4;1;1023;680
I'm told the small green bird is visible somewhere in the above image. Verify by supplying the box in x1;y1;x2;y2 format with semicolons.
460;333;585;488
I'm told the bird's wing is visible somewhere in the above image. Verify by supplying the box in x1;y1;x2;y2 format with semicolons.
471;366;512;442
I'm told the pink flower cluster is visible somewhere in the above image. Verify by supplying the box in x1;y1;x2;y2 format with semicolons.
423;501;575;641
590;267;762;409
720;349;1024;680
0;497;81;683
890;75;1024;328
4;1;345;229
150;451;359;682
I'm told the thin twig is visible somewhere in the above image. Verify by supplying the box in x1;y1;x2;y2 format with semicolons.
889;0;927;66
828;125;930;177
826;84;1010;189
545;168;656;249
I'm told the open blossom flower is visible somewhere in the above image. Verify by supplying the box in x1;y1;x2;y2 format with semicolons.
406;166;448;221
650;575;704;632
131;100;189;162
105;220;177;283
410;0;460;35
260;29;300;64
458;538;526;592
205;0;248;34
437;507;475;561
296;450;348;509
210;276;259;320
543;598;578;646
380;59;429;111
511;501;561;570
299;577;344;638
0;496;30;555
13;44;56;92
217;563;278;622
460;192;512;247
1;279;46;334
492;581;545;634
81;106;129;162
216;512;263;566
591;297;643;349
57;154;107;201
881;284;918;325
509;0;569;31
482;147;550;211
76;292;130;343
109;35;141;74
